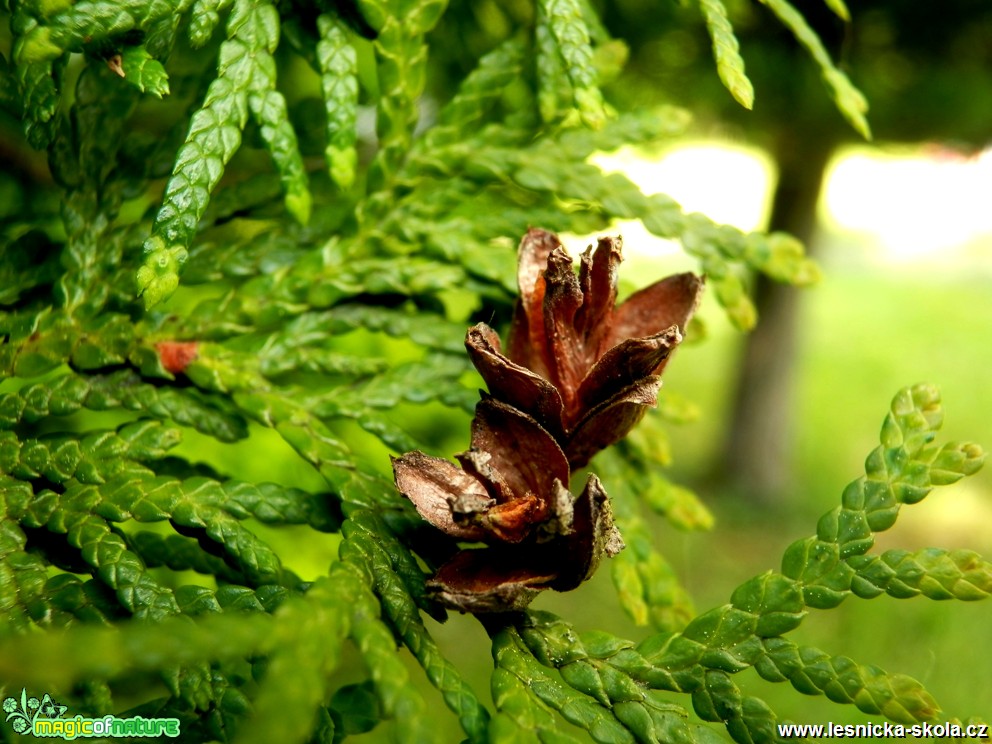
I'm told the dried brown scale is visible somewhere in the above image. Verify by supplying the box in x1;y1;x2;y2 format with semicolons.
393;229;702;612
470;228;704;469
392;398;573;547
392;398;622;612
423;474;624;614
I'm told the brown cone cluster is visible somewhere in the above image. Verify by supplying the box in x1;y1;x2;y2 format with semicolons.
392;228;704;613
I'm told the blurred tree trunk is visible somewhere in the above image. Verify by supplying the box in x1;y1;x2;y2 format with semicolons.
719;133;835;502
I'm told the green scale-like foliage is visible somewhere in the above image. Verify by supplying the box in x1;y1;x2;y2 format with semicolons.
137;0;311;307
481;391;989;739
0;0;988;742
317;13;359;189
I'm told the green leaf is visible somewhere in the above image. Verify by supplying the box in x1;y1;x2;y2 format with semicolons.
17;0;194;61
317;14;360;190
138;0;283;307
755;0;870;139
729;573;806;637
346;573;438;743
822;0;850;22
234;571;355;744
490;671;580;744
419;38;526;152
538;0;608;128
363;0;448;195
329;681;381;739
0;419;182;484
190;0;236;47
0;607;275;689
131;530;245;582
341;513;490;741
697;0;753;109
463;133;819;328
754;639;940;724
0;371;249;442
117;45;170;97
786;385;985;603
534;1;570;125
848;548;992;601
248;89;312;225
493;627;635;744
598;449;697;630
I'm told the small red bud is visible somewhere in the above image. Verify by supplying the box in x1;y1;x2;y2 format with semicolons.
155;341;199;374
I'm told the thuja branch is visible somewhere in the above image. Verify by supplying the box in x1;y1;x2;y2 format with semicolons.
340;511;491;742
483;385;987;742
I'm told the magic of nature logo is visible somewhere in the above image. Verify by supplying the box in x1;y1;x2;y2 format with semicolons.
3;689;180;739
